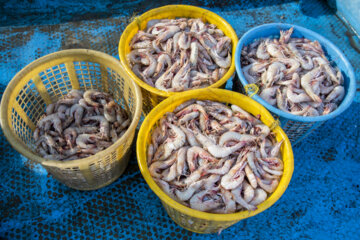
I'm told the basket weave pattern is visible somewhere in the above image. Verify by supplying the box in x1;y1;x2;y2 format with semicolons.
1;49;142;190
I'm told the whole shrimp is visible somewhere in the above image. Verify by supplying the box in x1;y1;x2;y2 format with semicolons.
194;131;245;158
153;123;186;161
231;185;257;211
220;153;247;190
186;146;217;172
37;113;62;134
83;116;110;139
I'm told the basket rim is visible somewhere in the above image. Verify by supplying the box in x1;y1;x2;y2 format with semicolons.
235;22;356;122
0;49;142;167
137;88;294;222
118;4;238;98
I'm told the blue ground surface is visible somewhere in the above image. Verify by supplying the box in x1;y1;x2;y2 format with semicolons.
0;0;359;239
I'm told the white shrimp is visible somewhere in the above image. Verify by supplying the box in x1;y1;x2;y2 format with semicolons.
245;165;257;189
275;58;300;76
153;123;186;161
276;88;289;112
75;134;99;149
218;132;258;146
155;63;177;91
194;131;245;158
187;146;217;172
266;42;284;58
37;113;62;134
154;178;178;201
178;112;199;125
162;163;178;182
323;103;337;115
242;64;258;84
286;86;311;103
242;181;255;203
175;180;204;201
249;188;267;206
325;85;345;103
264;62;286;88
173;99;196;113
207;158;234;175
154;53;172;76
220;154;247;190
147;144;154;165
83;90;101;107
260;86;279;106
279;27;293;44
288;42;314;70
231;185;257;211
253;124;270;137
256;41;270;60
179;126;200;147
246;151;261;178
171;61;191;89
132;40;152;49
313;57;339;84
83;116;110;139
46;103;56;115
178;32;191;50
70;104;85;126
189;190;223;212
256;177;279;193
270;140;284;157
156;25;181;43
149;154;177;178
220;188;236;213
141;52;157;78
203;174;221;190
176;147;188;176
258;157;284;171
183;164;208;185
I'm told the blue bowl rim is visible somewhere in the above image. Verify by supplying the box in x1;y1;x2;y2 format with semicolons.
234;23;356;123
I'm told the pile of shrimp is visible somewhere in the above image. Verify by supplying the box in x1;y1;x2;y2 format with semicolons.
33;89;130;161
128;18;232;92
147;100;284;213
241;27;345;116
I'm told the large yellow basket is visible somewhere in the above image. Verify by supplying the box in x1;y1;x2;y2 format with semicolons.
137;88;294;233
119;5;238;114
0;49;142;190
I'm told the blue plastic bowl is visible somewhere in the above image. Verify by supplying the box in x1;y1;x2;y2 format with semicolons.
235;23;356;143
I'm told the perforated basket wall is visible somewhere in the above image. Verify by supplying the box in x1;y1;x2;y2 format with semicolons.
0;49;142;190
137;88;294;233
233;80;325;145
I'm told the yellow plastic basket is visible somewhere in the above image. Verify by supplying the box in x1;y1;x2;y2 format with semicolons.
137;88;294;233
0;49;142;190
119;5;238;114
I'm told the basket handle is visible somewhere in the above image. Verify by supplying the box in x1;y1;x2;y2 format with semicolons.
244;83;259;98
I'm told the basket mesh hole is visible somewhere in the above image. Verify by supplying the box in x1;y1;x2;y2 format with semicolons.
75;62;103;90
11;108;34;148
39;64;72;101
16;79;46;126
106;67;134;117
282;120;317;142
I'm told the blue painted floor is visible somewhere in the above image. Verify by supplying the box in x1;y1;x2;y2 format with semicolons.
0;0;359;239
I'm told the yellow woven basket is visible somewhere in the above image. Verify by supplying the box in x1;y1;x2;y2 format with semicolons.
0;49;142;190
119;5;238;114
137;88;294;233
